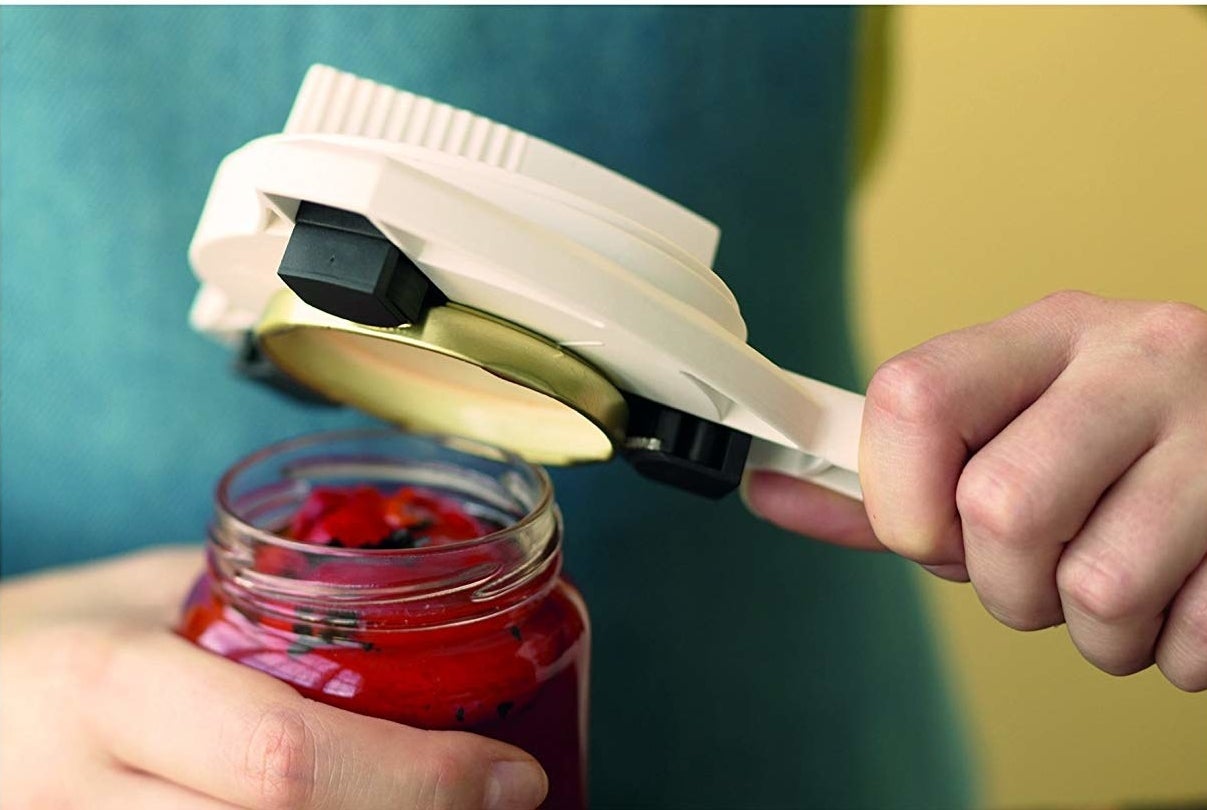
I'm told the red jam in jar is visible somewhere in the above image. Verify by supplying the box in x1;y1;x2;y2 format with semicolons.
177;430;590;809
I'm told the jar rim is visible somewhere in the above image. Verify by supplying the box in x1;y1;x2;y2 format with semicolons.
214;427;555;557
208;428;563;625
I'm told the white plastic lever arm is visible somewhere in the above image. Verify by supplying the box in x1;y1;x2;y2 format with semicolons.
744;372;866;502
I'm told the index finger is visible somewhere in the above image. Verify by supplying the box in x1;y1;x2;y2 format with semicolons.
860;292;1085;564
84;631;547;810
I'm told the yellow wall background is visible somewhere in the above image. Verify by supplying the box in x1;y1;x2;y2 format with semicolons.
851;7;1207;808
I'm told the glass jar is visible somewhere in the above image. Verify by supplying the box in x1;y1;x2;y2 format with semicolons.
177;429;589;809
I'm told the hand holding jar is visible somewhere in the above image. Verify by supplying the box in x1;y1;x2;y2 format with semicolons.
746;292;1207;692
176;431;590;809
0;547;549;810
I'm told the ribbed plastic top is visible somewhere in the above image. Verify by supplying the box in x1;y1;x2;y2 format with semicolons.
285;65;529;171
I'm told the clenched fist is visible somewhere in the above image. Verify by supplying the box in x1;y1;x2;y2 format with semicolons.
746;292;1207;691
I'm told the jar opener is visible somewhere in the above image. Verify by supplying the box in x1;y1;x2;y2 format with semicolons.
189;65;866;500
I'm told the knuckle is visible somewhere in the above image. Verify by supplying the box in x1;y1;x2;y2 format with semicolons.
956;460;1041;547
1038;289;1097;313
1158;596;1207;692
41;623;123;696
239;704;319;810
1056;548;1139;624
1133;301;1207;359
417;744;476;810
866;353;950;428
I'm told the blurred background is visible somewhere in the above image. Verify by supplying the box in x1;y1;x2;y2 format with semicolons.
852;7;1207;809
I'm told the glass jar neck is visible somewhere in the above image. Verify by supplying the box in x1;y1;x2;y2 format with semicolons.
205;430;563;630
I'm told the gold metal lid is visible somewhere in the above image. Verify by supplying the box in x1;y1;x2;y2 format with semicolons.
255;289;628;465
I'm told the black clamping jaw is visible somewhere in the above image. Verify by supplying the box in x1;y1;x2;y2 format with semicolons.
233;200;447;404
276;201;445;327
620;392;752;499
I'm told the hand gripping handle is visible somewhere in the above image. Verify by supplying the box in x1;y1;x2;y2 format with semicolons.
745;372;865;501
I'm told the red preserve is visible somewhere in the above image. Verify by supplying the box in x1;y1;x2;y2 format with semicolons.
177;430;590;809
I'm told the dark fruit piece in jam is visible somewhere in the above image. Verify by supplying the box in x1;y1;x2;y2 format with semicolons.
290;485;489;548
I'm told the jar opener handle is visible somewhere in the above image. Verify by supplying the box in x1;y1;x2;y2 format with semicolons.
745;371;865;502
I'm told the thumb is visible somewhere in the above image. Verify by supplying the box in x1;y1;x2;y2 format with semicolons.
742;471;885;551
90;631;550;810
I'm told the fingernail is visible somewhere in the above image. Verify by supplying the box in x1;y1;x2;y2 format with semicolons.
484;760;548;810
739;470;774;518
738;472;758;515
